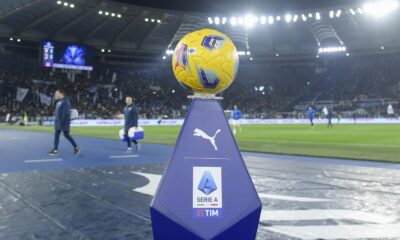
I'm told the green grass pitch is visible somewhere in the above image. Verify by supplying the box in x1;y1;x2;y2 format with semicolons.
2;124;400;163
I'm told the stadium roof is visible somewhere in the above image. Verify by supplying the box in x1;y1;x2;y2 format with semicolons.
0;0;399;60
113;0;365;13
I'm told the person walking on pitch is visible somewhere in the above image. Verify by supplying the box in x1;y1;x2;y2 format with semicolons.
327;110;333;128
231;105;242;135
308;106;316;129
124;96;140;153
48;89;80;156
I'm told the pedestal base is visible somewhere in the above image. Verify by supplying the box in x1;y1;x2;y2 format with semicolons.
150;98;261;240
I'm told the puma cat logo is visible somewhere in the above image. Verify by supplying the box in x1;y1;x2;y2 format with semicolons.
193;128;221;150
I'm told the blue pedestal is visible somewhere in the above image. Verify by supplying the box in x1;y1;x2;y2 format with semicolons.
150;98;262;240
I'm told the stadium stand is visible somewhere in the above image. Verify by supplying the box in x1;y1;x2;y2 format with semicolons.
0;48;399;122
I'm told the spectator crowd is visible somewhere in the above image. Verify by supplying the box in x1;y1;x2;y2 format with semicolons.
0;48;399;122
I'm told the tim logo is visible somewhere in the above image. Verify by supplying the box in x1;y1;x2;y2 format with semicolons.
201;35;225;50
194;209;221;218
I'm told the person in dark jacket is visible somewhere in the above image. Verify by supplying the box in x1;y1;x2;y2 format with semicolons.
48;89;80;156
124;96;140;153
327;110;334;128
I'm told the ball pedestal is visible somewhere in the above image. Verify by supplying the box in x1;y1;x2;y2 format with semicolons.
150;97;262;240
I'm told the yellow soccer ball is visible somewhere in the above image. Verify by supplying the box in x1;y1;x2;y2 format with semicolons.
172;29;239;95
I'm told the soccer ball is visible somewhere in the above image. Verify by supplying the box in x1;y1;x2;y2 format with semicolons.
172;29;239;95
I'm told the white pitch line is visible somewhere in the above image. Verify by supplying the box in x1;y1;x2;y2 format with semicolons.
24;159;62;163
109;155;139;159
10;137;28;140
260;209;395;224
259;193;332;202
263;223;400;239
184;157;230;160
131;171;162;196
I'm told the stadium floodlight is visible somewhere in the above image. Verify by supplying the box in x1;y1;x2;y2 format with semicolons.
293;14;298;22
222;17;227;24
329;10;334;18
268;16;274;24
246;51;251;55
381;46;385;50
208;17;213;24
69;3;74;8
260;16;267;24
315;12;321;20
275;53;279;57
301;14;307;21
17;38;21;42
308;13;313;18
244;14;257;28
214;17;220;25
316;55;319;58
350;8;356;15
346;53;350;56
151;19;155;22
9;37;13;41
117;14;122;18
244;15;250;25
276;16;281;21
336;10;342;18
162;56;166;60
250;57;253;61
145;18;149;22
101;49;105;52
319;46;347;54
57;1;62;4
157;19;161;23
238;17;244;25
105;11;109;16
230;17;237;26
254;86;258;91
259;86;265;91
285;14;292;23
357;8;364;14
363;0;399;17
63;2;68;6
108;49;111;53
111;13;116;17
98;10;103;15
172;89;175;93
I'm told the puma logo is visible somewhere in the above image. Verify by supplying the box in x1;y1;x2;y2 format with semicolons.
193;128;221;150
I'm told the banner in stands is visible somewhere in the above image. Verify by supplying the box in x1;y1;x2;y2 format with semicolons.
43;117;400;127
16;87;29;102
39;93;52;106
43;119;184;126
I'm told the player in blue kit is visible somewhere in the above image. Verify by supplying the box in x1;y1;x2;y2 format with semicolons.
231;105;242;135
308;106;316;129
327;110;333;128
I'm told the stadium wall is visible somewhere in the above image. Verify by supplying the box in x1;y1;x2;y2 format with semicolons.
42;118;400;127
